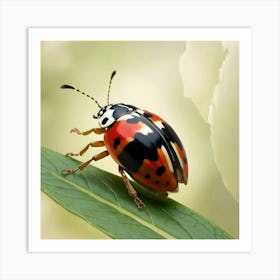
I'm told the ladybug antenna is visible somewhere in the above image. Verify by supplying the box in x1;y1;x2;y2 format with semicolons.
60;84;102;109
107;70;116;105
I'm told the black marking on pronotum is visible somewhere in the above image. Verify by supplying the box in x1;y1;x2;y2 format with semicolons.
101;117;109;125
111;104;132;120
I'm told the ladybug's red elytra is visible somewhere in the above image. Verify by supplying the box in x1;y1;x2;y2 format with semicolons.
61;71;188;208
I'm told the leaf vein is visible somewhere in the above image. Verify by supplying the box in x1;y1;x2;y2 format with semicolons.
161;209;193;239
42;166;175;239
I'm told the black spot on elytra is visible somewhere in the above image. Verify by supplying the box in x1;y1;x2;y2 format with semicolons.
156;165;166;176
165;180;170;186
145;173;151;179
117;115;162;173
113;137;121;149
155;180;160;185
118;131;160;173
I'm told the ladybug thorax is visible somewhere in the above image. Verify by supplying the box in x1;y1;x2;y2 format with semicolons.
97;103;136;128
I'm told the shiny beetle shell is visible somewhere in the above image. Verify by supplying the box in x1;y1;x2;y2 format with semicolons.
99;103;188;192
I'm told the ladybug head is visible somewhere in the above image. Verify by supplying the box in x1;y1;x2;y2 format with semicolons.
96;104;136;128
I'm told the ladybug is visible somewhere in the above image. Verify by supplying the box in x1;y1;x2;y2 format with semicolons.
61;71;188;208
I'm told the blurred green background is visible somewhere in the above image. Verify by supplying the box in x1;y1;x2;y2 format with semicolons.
41;41;239;239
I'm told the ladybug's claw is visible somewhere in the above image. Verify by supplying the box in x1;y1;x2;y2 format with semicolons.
61;169;76;175
66;152;79;157
134;198;145;209
70;128;80;134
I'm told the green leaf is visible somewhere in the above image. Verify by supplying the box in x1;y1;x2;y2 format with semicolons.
41;146;233;239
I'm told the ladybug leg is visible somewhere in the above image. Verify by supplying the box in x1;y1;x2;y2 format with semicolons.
66;141;105;157
70;127;106;135
118;166;145;209
62;150;109;174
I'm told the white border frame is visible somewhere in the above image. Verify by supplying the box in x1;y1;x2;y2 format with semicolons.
28;27;251;253
1;1;279;280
